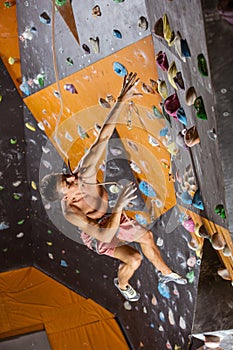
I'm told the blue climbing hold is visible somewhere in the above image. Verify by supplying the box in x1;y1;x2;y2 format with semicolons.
113;29;122;39
60;259;68;267
176;107;187;126
19;81;31;96
113;62;127;77
139;181;156;197
192;189;204;210
181;39;191;57
180;191;193;205
160;127;169;136
158;282;170;299
135;214;148;226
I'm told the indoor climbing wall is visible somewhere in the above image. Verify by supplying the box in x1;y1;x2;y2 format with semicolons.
0;0;233;349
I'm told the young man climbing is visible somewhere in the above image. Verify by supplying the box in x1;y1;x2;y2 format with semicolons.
40;72;187;302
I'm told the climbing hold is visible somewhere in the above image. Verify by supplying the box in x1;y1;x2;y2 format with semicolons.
181;216;195;232
13;193;22;200
168;308;175;325
184;126;200;147
113;0;124;3
173;32;186;62
137;16;148;31
99;98;111;108
185;87;197;106
197;53;208;77
113;29;122;39
167;61;178;89
4;1;13;8
148;135;160;147
215;204;226;218
130;162;141;173
194;223;210;239
142;83;155;94
164;93;180;117
186;270;195;283
78;125;89;139
157;79;168;99
135;214;147;225
192;189;204;210
139;181;156;197
8;57;17;65
20;80;31;96
60;259;68;267
113;62;127;77
162;14;175;46
55;0;66;6
25;122;36;131
174;72;185;90
92;5;101;16
66;57;74;65
187;256;197;267
211;231;226;250
160;127;169;136
53;91;60;98
222;244;231;257
0;95;2;102
158;283;170;299
82;44;90;54
39;12;51;24
153;17;164;38
31;181;37;190
179;191;193;205
194;96;207;120
156;51;169;71
181;39;191;57
65;132;73;142
89;37;100;54
152;106;163;119
207;128;217;141
16;232;24;238
123;301;132;311
17;219;25;225
217;267;231;280
0;186;4;191
176;107;187;125
10;138;17;145
32;73;45;87
64;83;77;94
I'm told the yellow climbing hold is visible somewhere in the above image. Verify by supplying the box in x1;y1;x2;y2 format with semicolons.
31;181;37;190
46;241;53;246
25;122;36;131
8;57;16;65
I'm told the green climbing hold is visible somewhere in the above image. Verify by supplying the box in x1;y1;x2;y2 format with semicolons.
215;204;226;218
66;57;74;66
13;193;22;200
0;185;4;191
48;229;52;234
0;95;2;102
17;219;25;225
194;96;207;120
186;270;195;283
197;53;208;77
10;138;17;145
153;106;163;119
55;0;67;6
113;0;124;2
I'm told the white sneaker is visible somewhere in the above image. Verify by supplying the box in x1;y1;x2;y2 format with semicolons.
114;278;140;302
158;272;187;285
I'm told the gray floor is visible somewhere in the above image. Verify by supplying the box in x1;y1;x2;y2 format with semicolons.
0;331;51;350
